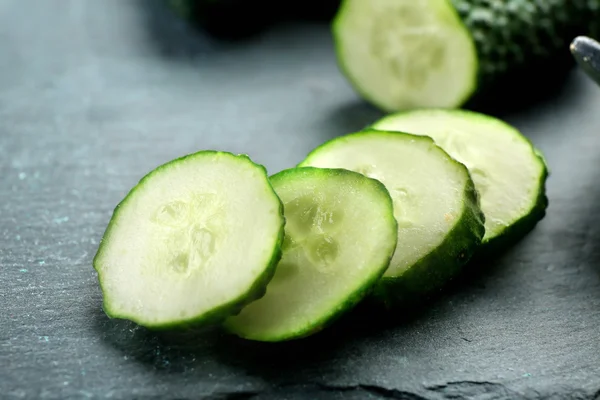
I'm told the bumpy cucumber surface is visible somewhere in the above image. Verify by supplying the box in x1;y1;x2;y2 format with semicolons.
332;0;600;111
93;151;284;330
372;109;549;251
453;0;598;88
299;130;484;305
224;167;397;341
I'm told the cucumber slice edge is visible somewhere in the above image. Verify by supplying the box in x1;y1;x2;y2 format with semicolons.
372;164;484;306
331;0;480;111
298;129;485;305
224;166;398;342
93;150;285;330
370;108;549;251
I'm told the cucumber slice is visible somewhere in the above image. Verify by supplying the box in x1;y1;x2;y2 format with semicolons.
332;0;478;112
298;131;484;305
371;109;549;250
93;151;285;330
224;167;397;341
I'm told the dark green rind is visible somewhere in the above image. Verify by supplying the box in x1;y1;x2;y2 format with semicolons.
369;108;550;256
223;167;398;342
298;130;485;308
332;0;600;111
453;0;600;89
330;0;386;113
371;170;484;308
92;150;285;331
475;153;549;258
455;0;600;109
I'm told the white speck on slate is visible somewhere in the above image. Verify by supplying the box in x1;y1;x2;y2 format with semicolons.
53;216;69;224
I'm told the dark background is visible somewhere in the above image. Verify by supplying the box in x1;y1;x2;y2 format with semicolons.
1;1;600;399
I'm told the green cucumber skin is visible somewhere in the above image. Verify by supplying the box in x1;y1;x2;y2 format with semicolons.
369;108;550;255
299;130;485;308
93;150;285;331
224;167;398;341
453;0;600;91
332;0;600;110
372;170;484;308
476;156;549;257
454;0;600;107
331;0;477;113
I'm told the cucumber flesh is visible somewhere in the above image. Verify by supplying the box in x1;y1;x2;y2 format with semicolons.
93;151;284;329
371;109;548;249
299;131;484;305
332;0;478;112
224;167;397;341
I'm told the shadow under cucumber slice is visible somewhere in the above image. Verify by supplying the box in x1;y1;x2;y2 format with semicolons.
299;130;485;307
224;167;398;341
93;151;285;330
371;109;549;254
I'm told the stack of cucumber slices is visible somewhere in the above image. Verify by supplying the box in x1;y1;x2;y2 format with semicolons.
93;109;548;342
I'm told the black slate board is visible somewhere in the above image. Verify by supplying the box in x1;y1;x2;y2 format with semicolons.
1;1;600;399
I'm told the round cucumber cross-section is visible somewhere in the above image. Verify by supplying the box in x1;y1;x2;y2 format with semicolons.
299;130;485;306
93;151;285;330
224;167;398;341
332;0;478;112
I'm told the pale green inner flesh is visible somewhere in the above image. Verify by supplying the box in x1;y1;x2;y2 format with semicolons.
373;110;545;242
334;0;477;111
96;154;282;325
226;172;396;340
301;133;467;278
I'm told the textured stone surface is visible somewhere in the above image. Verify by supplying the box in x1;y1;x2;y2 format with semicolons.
1;0;600;399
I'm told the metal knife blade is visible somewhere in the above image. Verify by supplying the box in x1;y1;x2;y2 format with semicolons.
570;36;600;87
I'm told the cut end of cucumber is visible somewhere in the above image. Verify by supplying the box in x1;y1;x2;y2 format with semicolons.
224;167;397;342
332;0;478;111
371;109;549;247
93;151;285;330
